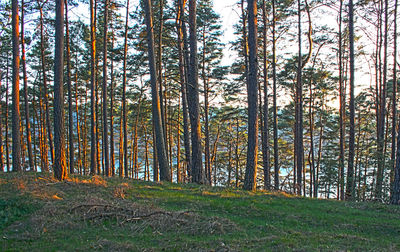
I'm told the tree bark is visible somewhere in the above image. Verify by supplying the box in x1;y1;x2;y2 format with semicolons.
177;0;191;178
110;32;115;176
262;0;270;190
90;0;97;175
295;0;303;195
143;0;171;182
346;0;356;200
375;0;388;200
65;0;74;174
122;0;129;178
272;0;279;191
12;0;21;172
54;0;67;181
244;0;258;191
102;0;110;177
391;0;400;205
188;0;203;183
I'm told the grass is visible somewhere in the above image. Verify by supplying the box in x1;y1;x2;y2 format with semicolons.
0;172;399;251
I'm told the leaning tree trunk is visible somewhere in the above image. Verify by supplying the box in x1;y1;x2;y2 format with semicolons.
143;0;171;182
244;0;259;191
54;0;67;181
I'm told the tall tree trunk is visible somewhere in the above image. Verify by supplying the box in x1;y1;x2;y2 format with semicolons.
391;0;400;205
338;0;346;201
65;0;74;174
12;0;21;172
346;0;356;200
74;52;82;174
272;0;279;190
390;0;400;204
157;0;167;160
110;32;115;176
122;0;129;178
295;0;303;195
90;0;97;175
143;0;171;182
102;0;110;177
244;0;258;191
188;0;203;183
177;0;191;177
202;29;211;185
262;0;270;190
54;0;67;181
375;0;388;199
21;0;34;170
38;0;54;166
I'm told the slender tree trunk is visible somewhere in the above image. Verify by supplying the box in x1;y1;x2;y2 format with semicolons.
235;117;240;188
391;0;399;204
202;30;211;185
188;0;203;183
4;57;10;173
244;0;258;191
110;32;115;176
38;0;54;166
122;0;129;178
272;0;279;190
157;0;168;161
143;0;171;182
12;0;21;172
295;0;303;195
54;0;67;181
90;0;97;175
346;0;356;200
0;77;4;172
21;0;34;170
177;0;191;177
74;52;82;174
375;0;388;199
119;108;124;177
262;0;270;190
338;0;346;200
102;0;110;177
65;0;74;174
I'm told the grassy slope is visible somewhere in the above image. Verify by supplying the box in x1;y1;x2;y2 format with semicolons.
0;172;399;251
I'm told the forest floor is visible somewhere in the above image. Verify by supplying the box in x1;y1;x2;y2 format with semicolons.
1;172;399;251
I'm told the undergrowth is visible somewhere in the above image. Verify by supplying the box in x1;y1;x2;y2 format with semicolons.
0;172;399;251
